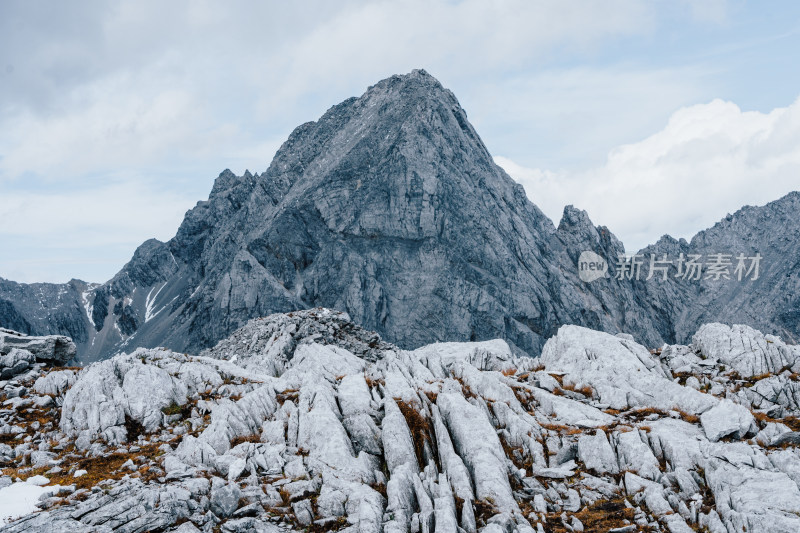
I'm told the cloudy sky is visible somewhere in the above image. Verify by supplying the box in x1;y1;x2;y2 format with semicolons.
1;1;799;283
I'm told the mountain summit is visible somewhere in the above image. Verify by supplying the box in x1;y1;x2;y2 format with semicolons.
1;70;798;363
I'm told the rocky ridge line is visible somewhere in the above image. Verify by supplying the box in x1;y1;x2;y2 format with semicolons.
3;70;797;364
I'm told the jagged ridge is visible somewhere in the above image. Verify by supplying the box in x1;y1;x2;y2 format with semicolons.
0;70;798;364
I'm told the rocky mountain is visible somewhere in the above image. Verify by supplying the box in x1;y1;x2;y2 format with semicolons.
0;70;797;364
3;310;800;531
640;190;800;344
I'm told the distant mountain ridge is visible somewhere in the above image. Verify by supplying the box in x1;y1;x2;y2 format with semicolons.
1;69;797;363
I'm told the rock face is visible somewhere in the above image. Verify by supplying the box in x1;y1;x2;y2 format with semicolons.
0;70;798;363
3;310;800;532
0;329;76;365
0;329;76;380
0;281;90;346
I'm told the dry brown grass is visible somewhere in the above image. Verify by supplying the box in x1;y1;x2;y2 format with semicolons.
501;367;517;377
594;421;624;434
276;389;299;404
12;405;59;430
395;399;438;469
369;481;387;499
473;498;499;528
0;433;20;445
452;377;478;399
230;434;261;447
727;370;776;392
539;422;583;435
364;375;385;389
624;407;669;422
752;410;800;433
510;385;534;410
694;467;716;515
541;498;636;532
752;410;773;427
673;409;700;424
305;517;349;533
453;494;465;522
278;486;292;506
573;498;637;530
757;413;800;439
562;382;593;398
779;416;800;432
3;441;166;490
498;434;530;472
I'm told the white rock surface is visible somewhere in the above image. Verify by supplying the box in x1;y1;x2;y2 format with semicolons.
3;311;800;533
692;323;800;377
700;399;757;442
577;430;618;474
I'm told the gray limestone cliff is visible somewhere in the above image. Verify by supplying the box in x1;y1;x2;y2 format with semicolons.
0;70;797;363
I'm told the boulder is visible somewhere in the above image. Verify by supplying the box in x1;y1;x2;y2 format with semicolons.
700;399;757;442
0;329;76;365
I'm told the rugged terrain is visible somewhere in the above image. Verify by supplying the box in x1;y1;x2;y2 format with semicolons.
1;70;797;364
2;309;800;531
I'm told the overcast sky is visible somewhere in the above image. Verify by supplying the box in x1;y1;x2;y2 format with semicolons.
1;1;799;283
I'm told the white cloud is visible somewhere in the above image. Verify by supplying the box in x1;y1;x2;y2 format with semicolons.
467;65;712;169
681;0;730;24
0;0;766;283
0;0;661;182
497;94;800;252
0;64;284;182
263;0;656;99
0;179;195;283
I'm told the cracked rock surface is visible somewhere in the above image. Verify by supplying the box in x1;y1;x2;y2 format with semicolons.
2;309;800;532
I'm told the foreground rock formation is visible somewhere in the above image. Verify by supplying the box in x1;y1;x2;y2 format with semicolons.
0;329;76;379
2;310;800;532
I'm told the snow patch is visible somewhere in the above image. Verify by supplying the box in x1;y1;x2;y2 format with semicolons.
81;290;95;328
0;480;60;526
145;282;167;323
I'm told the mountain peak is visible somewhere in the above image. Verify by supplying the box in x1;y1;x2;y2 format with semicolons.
3;70;799;363
558;205;594;232
368;68;446;94
359;69;466;127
